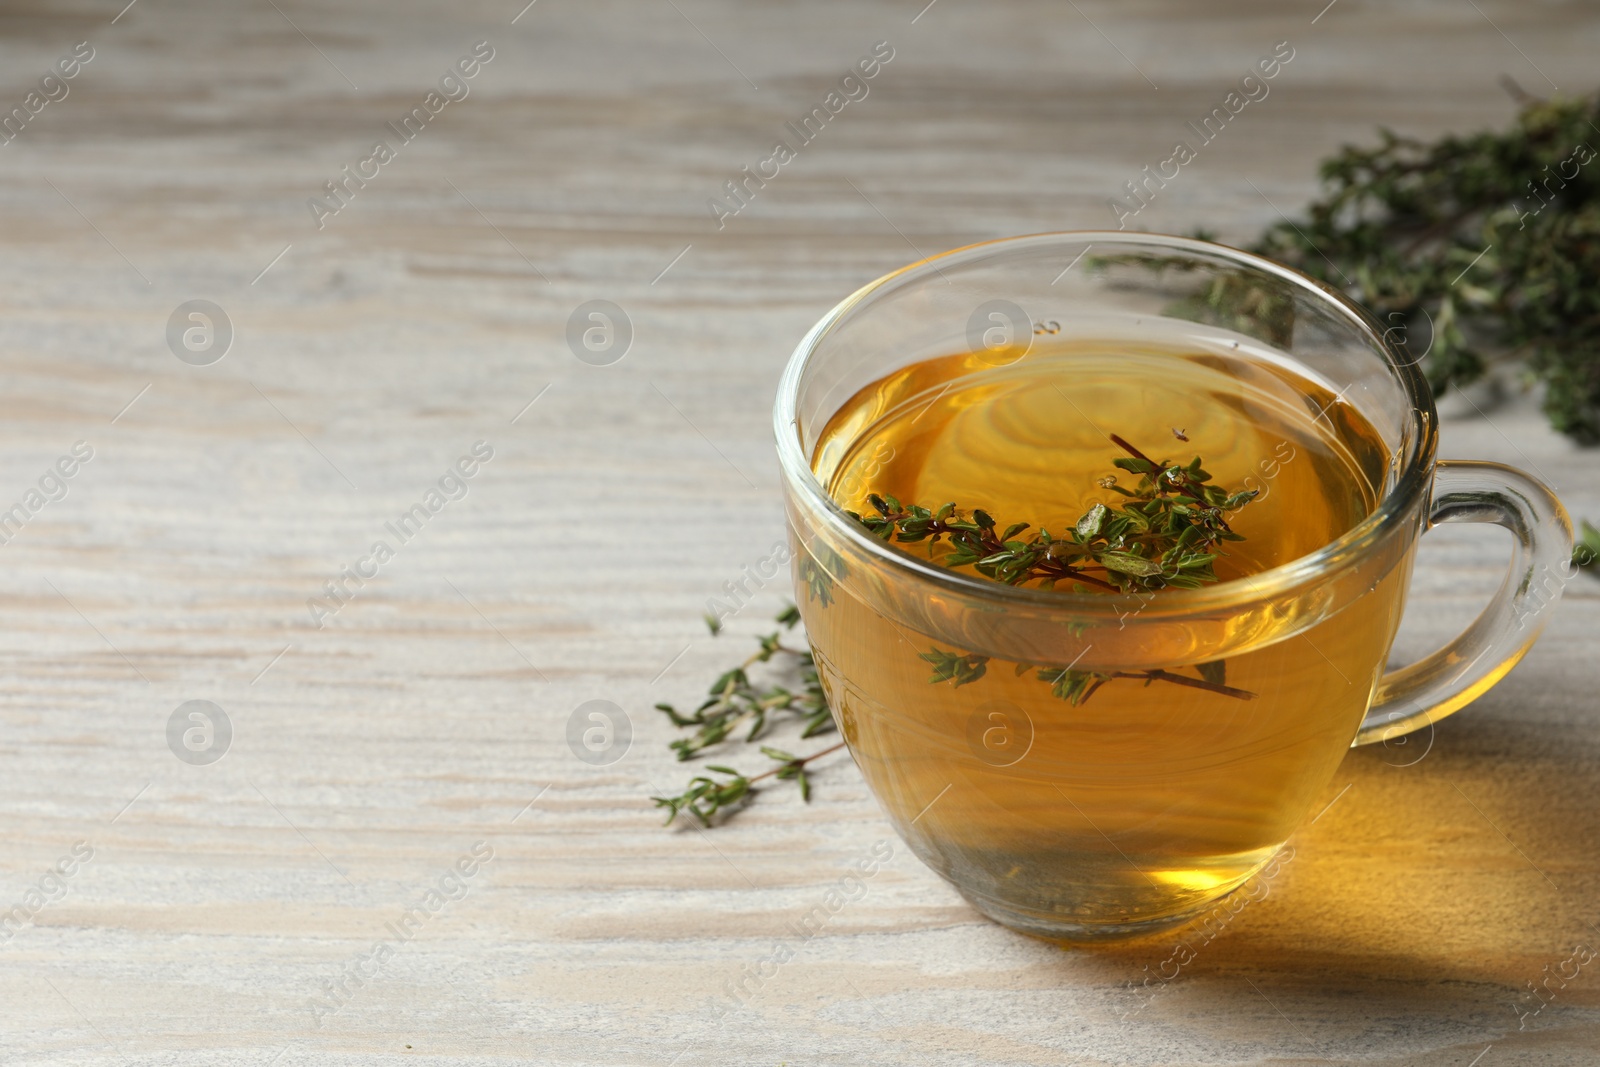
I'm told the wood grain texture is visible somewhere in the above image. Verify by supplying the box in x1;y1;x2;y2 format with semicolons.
0;0;1597;1063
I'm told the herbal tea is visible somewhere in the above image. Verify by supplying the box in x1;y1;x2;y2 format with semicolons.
798;338;1411;936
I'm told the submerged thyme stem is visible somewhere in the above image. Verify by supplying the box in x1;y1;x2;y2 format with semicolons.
1120;669;1256;701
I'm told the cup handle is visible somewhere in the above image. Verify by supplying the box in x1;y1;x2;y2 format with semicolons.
1353;459;1572;747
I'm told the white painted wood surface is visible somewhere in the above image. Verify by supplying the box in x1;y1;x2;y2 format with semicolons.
0;0;1597;1063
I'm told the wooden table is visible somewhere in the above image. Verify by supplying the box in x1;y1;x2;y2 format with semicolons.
1;0;1596;1062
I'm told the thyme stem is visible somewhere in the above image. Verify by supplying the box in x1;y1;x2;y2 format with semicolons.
747;740;847;784
1118;669;1256;701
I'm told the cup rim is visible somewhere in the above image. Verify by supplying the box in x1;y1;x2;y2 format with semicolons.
772;230;1437;617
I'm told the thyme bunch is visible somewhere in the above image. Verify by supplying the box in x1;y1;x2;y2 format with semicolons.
1240;84;1600;443
1575;520;1600;572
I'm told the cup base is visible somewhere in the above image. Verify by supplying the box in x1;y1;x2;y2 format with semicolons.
959;886;1231;944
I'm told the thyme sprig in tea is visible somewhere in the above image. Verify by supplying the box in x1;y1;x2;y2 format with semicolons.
917;649;1254;706
851;435;1256;593
851;434;1259;706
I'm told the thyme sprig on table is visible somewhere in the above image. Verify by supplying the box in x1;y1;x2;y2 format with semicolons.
651;741;848;827
654;605;831;761
651;605;846;826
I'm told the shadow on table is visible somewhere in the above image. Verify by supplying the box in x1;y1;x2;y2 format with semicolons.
1028;699;1600;1046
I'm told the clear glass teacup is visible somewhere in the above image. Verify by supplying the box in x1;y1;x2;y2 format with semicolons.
773;232;1572;941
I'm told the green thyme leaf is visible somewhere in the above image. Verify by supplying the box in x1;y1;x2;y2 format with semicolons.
1098;550;1163;578
1574;519;1600;572
1076;502;1109;540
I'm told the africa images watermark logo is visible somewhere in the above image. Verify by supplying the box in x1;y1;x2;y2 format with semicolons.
307;841;495;1026
166;700;232;766
307;441;494;628
707;41;895;230
1109;39;1295;229
0;841;95;949
307;42;496;229
0;41;95;149
712;838;895;1018
0;441;94;546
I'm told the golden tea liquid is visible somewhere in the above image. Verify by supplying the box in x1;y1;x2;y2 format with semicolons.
798;338;1411;936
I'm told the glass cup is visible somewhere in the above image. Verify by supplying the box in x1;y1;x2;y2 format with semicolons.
773;232;1572;941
